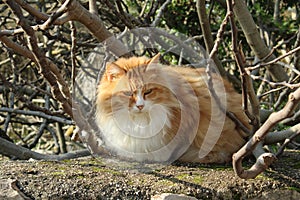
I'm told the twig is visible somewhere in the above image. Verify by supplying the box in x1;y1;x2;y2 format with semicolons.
276;131;300;157
70;21;77;85
208;13;230;59
196;0;228;78
228;0;260;130
0;36;36;61
280;109;300;125
14;0;71;25
5;0;73;117
38;0;72;30
28;120;48;149
46;125;61;154
139;0;149;17
206;59;251;135
0;107;73;125
250;74;300;89
3;50;16;135
293;27;300;71
104;0;134;29
246;46;300;72
257;86;285;99
151;0;171;27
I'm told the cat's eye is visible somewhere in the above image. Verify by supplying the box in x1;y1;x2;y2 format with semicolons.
144;89;152;95
123;91;133;96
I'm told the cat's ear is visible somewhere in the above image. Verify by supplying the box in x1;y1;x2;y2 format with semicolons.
147;53;161;65
146;53;161;72
105;62;126;81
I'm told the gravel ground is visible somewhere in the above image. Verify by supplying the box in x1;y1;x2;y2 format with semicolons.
0;150;299;200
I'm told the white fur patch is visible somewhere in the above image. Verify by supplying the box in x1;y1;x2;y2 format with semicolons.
97;101;174;162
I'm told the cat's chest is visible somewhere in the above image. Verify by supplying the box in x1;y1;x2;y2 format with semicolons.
103;105;170;138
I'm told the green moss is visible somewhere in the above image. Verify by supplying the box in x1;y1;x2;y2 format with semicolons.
92;167;123;176
287;187;300;192
256;172;274;181
76;175;85;179
51;171;66;176
196;164;232;171
175;173;203;184
77;159;104;166
156;179;175;187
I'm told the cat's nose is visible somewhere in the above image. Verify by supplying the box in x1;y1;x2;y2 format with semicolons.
136;105;144;110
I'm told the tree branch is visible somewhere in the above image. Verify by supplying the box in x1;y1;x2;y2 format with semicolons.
233;87;300;179
233;0;289;82
0;137;90;161
151;0;171;27
227;0;260;130
0;107;73;125
196;0;227;79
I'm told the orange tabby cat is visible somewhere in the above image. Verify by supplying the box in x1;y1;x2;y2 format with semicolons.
96;54;249;163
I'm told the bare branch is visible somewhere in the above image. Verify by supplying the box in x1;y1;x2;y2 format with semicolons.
0;36;35;61
14;0;71;25
265;123;300;145
5;0;72;116
89;0;98;15
205;59;251;135
0;137;90;161
227;0;260;130
250;74;300;89
276;130;300;157
246;46;300;72
233;0;288;82
151;0;171;27
196;0;228;79
233;87;300;179
0;107;73;125
38;0;72;30
294;28;300;71
66;0;128;56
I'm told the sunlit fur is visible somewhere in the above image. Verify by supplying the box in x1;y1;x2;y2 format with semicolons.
96;54;250;163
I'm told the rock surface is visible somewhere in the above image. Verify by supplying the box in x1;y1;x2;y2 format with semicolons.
0;150;299;199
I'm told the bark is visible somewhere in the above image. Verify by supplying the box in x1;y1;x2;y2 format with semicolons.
232;0;288;82
265;123;300;145
196;0;227;78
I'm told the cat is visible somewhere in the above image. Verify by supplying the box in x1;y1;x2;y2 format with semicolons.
95;54;250;164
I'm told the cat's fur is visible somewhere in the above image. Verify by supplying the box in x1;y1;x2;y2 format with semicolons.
96;54;249;163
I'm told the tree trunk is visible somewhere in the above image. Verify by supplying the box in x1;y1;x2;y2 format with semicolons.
233;0;288;82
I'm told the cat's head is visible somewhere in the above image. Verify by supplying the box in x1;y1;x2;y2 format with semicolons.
97;54;177;118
